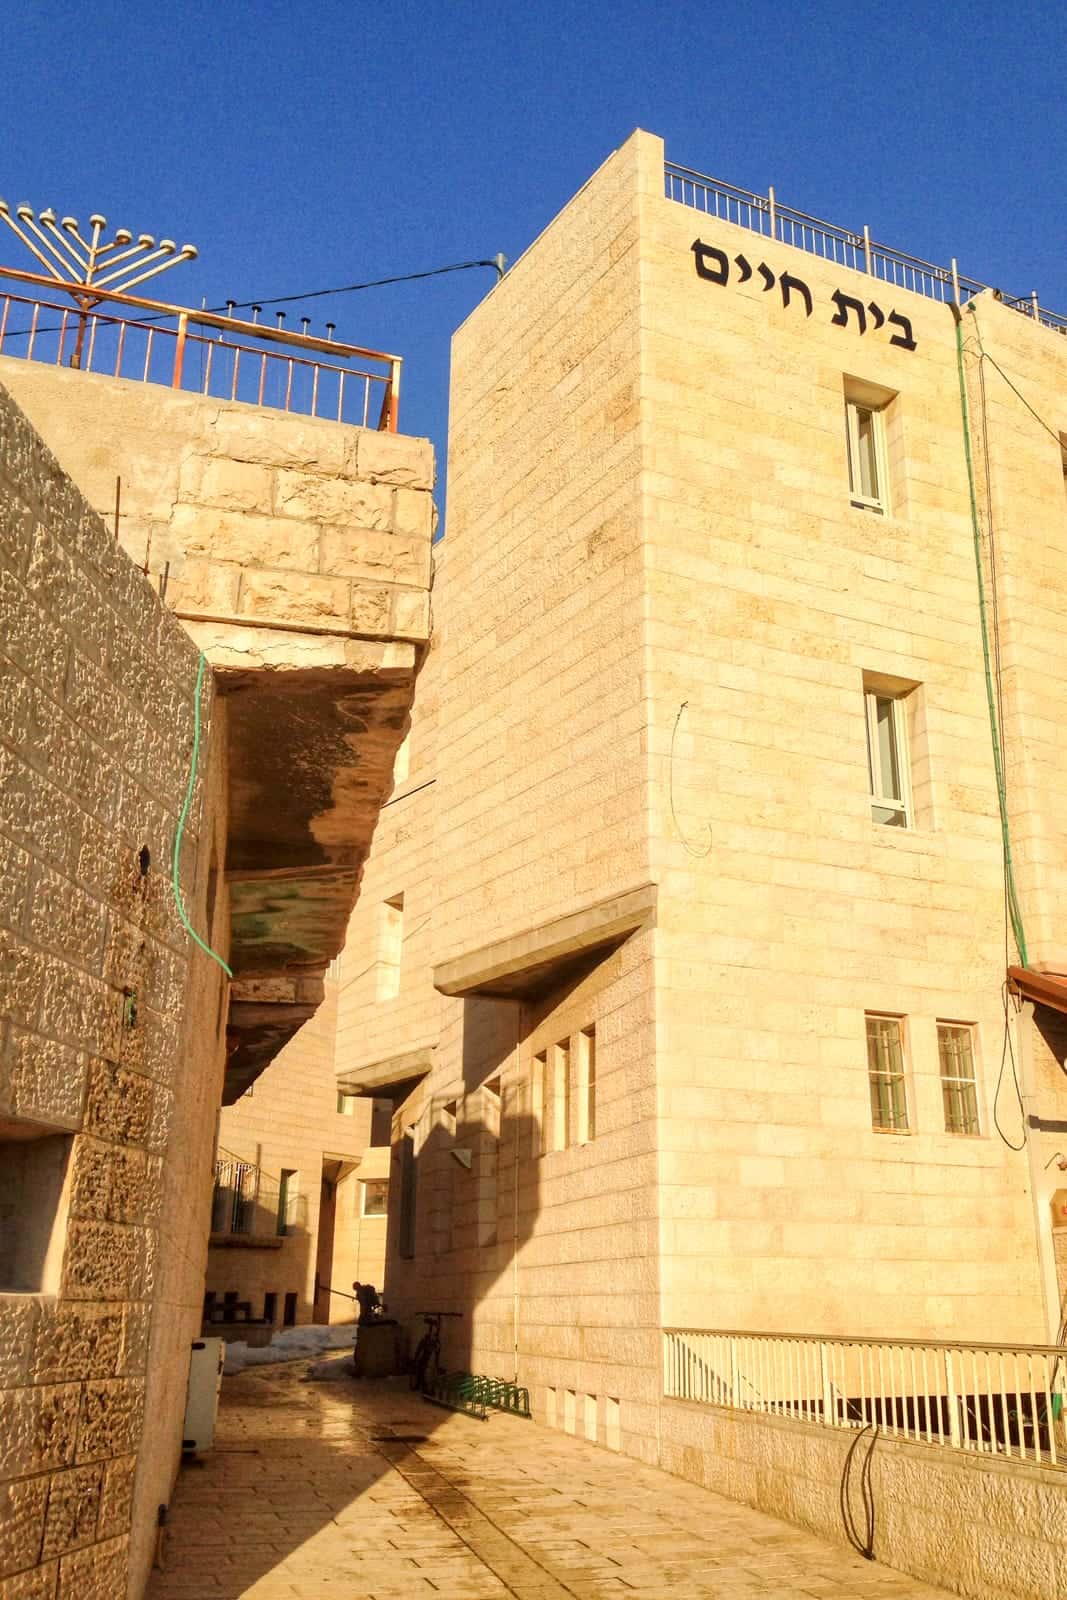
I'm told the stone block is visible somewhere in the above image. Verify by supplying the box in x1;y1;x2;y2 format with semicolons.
31;1304;123;1387
169;504;319;571
392;487;433;538
391;589;432;641
164;558;241;617
177;455;274;513
69;1138;113;1223
351;429;434;489
238;569;350;627
0;1473;47;1579
82;1061;151;1147
24;869;105;972
107;1149;152;1227
40;1465;103;1560
349;584;392;636
60;1222;140;1302
273;470;394;529
1;1030;88;1132
0;566;70;688
117;1304;150;1378
0;753;72;875
0;1298;38;1388
319;528;430;587
0;1386;79;1483
75;1381;144;1464
96;1455;136;1540
203;409;347;473
0;1560;58;1599
56;1535;127;1600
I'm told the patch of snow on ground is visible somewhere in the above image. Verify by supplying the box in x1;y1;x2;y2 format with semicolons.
223;1322;356;1375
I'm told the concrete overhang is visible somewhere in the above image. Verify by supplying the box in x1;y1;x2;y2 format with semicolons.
336;1045;435;1101
432;883;657;1000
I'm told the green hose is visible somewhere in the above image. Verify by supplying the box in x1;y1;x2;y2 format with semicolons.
173;652;233;978
954;310;1029;967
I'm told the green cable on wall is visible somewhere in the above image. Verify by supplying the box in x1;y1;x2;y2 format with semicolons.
954;309;1029;968
173;651;233;978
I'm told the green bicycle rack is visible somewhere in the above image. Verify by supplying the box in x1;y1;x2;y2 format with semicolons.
422;1371;532;1421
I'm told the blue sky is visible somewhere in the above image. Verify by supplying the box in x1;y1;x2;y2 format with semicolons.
6;1;1065;528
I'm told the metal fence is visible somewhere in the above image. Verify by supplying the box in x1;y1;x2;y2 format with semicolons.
0;264;402;428
664;1328;1067;1469
664;161;1067;335
211;1151;304;1238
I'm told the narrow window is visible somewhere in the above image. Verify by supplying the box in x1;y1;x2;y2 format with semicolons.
263;1292;277;1324
398;1129;417;1258
866;1015;909;1132
563;1389;576;1434
865;688;910;828
577;1026;596;1143
361;1178;389;1217
554;1040;570;1150
605;1396;621;1451
277;1169;297;1235
846;398;890;514
583;1393;597;1441
376;894;404;1000
534;1051;549;1156
938;1023;980;1135
283;1291;297;1327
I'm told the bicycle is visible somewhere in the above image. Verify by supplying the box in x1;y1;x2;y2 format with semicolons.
410;1310;462;1391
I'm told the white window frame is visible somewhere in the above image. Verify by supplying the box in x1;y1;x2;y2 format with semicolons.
865;1013;910;1133
846;399;890;515
865;689;911;828
937;1022;981;1136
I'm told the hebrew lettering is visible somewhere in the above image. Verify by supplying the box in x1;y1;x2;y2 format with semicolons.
867;302;885;329
888;310;917;351
734;254;752;283
758;263;776;291
830;290;867;334
691;239;729;284
780;272;812;316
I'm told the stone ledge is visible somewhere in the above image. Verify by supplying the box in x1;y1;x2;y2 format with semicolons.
335;1045;435;1101
433;882;657;999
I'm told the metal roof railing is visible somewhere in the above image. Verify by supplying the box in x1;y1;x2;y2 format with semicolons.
0;263;402;429
665;161;1067;336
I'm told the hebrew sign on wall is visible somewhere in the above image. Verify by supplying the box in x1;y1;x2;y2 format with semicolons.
691;239;917;352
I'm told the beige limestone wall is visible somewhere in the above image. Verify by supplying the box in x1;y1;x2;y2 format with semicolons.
634;144;1067;1344
0;380;229;1600
0;361;433;647
659;1400;1067;1600
206;980;367;1328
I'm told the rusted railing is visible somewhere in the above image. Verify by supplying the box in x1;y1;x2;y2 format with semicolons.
664;1327;1067;1470
665;161;1067;336
0;264;402;429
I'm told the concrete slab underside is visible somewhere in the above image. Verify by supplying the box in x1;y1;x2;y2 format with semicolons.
147;1365;955;1600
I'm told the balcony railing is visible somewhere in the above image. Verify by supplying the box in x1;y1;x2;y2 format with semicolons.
664;1328;1067;1470
665;161;1067;336
0;263;402;429
211;1150;306;1241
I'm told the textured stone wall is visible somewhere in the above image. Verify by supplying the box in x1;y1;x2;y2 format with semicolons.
0;380;228;1600
660;1399;1067;1600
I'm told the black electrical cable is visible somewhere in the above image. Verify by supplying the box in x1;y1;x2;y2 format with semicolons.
0;257;502;342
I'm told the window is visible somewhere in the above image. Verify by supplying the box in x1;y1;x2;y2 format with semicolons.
376;894;404;1000
866;1015;909;1132
263;1292;277;1324
283;1291;297;1327
938;1023;980;1135
360;1178;389;1217
554;1040;570;1150
398;1129;417;1258
577;1027;596;1143
865;688;910;828
276;1169;297;1235
846;398;890;514
534;1051;549;1156
337;1091;356;1116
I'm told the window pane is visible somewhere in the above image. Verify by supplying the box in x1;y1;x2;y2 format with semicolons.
855;407;879;498
938;1025;979;1134
866;1016;907;1131
876;698;902;800
871;803;906;827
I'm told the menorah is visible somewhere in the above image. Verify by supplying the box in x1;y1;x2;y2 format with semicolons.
0;200;197;366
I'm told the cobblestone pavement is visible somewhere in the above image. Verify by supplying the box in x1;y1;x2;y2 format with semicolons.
148;1362;956;1600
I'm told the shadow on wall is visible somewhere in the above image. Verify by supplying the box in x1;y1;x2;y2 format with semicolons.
382;953;611;1386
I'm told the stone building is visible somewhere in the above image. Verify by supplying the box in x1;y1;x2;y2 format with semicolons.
205;973;393;1332
0;270;433;1599
334;131;1067;1596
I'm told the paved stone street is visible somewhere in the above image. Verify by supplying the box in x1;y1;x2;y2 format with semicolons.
148;1363;956;1600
